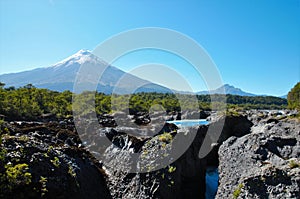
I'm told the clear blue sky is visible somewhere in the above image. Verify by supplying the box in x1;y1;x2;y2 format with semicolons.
0;0;299;96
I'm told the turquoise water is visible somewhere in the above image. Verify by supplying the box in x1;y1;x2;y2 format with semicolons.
206;167;219;199
166;119;209;127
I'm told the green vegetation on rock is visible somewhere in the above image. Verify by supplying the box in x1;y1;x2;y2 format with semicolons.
158;132;173;143
5;163;32;186
50;157;60;168
168;165;176;173
289;159;300;169
233;183;244;199
39;176;48;197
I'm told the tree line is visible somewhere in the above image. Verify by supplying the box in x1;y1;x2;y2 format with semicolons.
0;82;289;121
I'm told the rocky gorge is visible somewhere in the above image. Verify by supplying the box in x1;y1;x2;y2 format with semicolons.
0;110;299;199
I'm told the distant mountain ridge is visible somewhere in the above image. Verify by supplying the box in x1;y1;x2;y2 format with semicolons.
279;95;287;99
197;84;256;96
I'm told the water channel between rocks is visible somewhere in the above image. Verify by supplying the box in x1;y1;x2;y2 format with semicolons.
167;120;218;199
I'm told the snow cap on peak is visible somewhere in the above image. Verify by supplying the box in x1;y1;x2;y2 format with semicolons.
75;49;92;56
52;49;96;67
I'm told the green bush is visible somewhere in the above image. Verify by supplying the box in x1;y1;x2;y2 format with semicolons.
158;132;173;143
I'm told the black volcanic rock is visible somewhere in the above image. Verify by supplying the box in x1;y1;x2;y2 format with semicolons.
102;124;207;199
0;121;111;199
100;114;254;199
204;114;253;167
1;111;298;199
216;117;300;198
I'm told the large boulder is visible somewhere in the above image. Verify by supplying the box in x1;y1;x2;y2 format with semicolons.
216;118;300;198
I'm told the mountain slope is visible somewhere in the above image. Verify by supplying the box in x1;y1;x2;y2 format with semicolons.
0;51;283;97
279;94;287;99
197;84;256;96
0;50;171;94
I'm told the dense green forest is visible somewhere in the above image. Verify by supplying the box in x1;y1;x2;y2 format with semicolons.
0;83;287;121
288;82;300;111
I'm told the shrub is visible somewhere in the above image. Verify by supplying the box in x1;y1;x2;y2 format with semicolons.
50;157;60;168
168;165;176;173
158;132;173;143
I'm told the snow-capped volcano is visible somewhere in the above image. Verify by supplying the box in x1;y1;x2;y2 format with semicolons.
52;49;106;68
0;49;260;96
0;50;170;94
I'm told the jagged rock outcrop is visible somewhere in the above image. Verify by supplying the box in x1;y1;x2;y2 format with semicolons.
204;114;253;167
98;114;254;199
102;124;207;199
0;121;112;199
216;117;300;199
